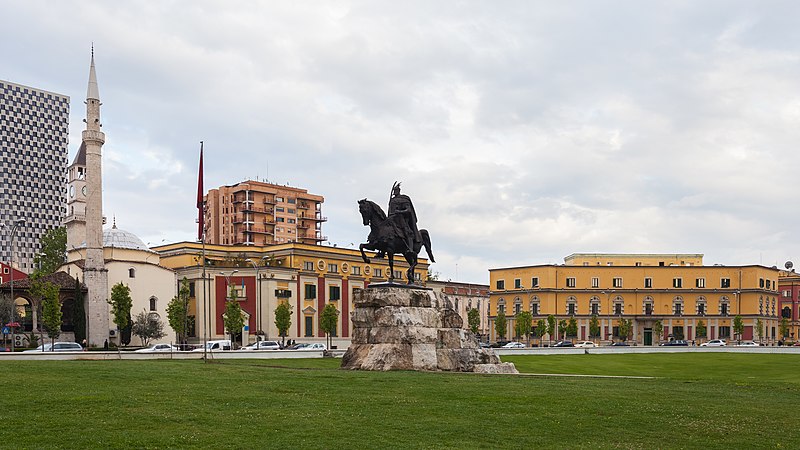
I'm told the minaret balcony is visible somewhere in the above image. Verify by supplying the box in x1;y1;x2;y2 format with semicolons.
82;129;105;144
64;213;86;224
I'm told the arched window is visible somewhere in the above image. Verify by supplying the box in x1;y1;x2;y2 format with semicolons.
589;296;600;316
15;298;33;332
530;296;540;316
497;298;506;314
782;306;792;319
673;296;684;316
759;296;764;315
513;297;522;315
129;267;136;278
719;296;730;316
643;296;654;315
613;295;624;315
149;296;157;312
566;296;577;316
695;296;706;316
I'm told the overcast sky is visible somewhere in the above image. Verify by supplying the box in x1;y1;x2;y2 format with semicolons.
3;1;800;283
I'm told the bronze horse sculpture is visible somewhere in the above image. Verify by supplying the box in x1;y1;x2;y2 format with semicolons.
358;198;435;284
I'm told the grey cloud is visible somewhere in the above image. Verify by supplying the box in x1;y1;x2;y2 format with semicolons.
4;1;800;284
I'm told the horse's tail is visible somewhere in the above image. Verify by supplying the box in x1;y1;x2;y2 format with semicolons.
420;229;435;263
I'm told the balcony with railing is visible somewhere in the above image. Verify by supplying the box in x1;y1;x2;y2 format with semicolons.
242;205;273;214
247;227;274;235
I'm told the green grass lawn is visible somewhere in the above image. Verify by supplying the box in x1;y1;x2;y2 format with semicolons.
1;354;799;449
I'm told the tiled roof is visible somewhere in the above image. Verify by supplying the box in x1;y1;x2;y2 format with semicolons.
0;271;85;291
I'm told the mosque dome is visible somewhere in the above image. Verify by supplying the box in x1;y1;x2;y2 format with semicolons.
103;226;150;251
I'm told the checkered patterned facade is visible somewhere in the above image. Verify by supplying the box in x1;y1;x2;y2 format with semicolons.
0;80;70;272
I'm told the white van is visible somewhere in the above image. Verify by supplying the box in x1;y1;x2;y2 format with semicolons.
192;340;232;352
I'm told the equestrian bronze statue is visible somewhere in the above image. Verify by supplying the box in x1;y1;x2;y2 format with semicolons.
358;182;435;284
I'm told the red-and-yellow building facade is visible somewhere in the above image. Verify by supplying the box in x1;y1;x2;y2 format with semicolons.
778;269;800;341
154;241;428;345
489;253;783;345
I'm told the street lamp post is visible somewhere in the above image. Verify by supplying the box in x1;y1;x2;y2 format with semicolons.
219;270;238;344
246;257;270;342
2;219;25;352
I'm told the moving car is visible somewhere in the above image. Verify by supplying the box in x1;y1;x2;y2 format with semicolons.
240;340;281;350
609;342;629;347
660;340;689;347
737;341;759;347
134;343;180;352
553;341;574;347
502;342;525;348
287;343;309;350
700;339;726;347
23;342;83;352
574;341;596;348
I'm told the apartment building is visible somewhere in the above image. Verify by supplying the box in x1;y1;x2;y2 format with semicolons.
0;80;70;272
205;180;326;246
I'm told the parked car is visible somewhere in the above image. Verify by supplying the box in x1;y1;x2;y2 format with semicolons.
299;343;327;351
737;341;759;347
700;339;726;347
574;341;596;348
191;340;232;352
135;343;180;352
287;343;309;350
553;341;574;347
240;340;281;351
609;342;629;347
479;341;491;349
660;340;689;347
23;342;83;353
502;342;525;348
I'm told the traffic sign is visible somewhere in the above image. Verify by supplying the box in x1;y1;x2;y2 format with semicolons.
1;326;9;335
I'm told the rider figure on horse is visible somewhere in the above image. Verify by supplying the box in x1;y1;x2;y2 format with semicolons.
388;182;422;254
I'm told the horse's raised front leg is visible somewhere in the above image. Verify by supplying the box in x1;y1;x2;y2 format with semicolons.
388;252;395;282
359;243;371;263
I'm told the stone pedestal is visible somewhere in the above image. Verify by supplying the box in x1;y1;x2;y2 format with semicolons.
341;287;517;373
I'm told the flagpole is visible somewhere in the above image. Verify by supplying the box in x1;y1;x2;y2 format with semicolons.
198;141;208;362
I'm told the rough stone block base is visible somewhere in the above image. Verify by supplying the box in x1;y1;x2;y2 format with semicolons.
341;287;518;374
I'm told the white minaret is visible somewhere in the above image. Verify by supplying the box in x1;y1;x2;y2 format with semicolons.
82;49;110;347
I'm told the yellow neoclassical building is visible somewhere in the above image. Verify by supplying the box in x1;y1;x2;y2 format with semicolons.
489;253;782;345
154;241;429;345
